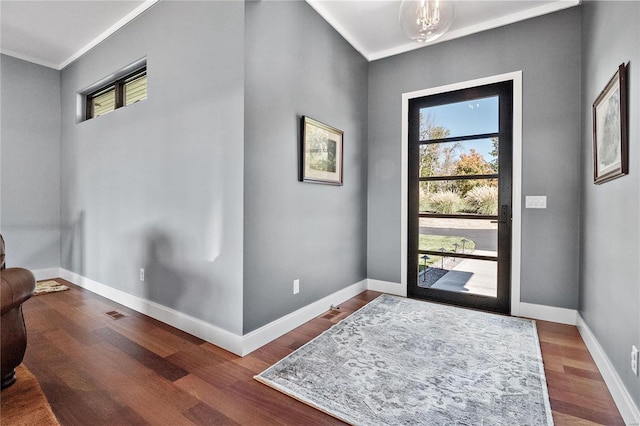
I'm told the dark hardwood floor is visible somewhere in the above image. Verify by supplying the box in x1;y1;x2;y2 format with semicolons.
19;279;623;425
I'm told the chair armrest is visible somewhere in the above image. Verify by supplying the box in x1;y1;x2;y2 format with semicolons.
1;268;36;315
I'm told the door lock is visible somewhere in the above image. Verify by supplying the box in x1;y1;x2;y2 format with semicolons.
498;205;510;224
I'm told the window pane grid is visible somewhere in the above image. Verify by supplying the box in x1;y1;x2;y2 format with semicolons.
85;66;146;120
419;96;499;140
91;87;116;117
125;74;147;106
420;174;498;181
419;132;499;145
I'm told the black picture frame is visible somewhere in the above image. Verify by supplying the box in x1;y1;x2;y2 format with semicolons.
593;62;629;184
299;116;344;185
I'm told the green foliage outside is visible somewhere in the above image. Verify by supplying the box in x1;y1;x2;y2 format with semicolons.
418;234;476;267
453;149;496;194
489;137;499;171
418;114;499;215
465;185;499;215
425;191;462;214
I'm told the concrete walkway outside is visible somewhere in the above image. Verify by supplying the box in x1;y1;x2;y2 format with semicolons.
429;250;497;297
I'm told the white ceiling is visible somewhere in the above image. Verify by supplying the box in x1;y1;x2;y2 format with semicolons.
0;0;580;69
310;0;581;61
0;0;157;69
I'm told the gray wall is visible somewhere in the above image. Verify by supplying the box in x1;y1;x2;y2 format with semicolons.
580;0;640;408
1;54;61;269
6;9;638;412
243;0;368;333
59;1;245;334
367;8;582;309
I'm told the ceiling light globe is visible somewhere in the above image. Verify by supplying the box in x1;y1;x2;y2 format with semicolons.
399;0;456;43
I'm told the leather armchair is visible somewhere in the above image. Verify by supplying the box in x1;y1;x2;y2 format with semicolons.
1;234;36;389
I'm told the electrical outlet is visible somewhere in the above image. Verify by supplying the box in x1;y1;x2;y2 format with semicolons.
140;268;145;282
293;279;300;294
632;345;638;376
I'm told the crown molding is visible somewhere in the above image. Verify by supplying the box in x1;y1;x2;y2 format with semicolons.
308;0;581;62
0;49;59;70
305;0;372;61
58;0;159;70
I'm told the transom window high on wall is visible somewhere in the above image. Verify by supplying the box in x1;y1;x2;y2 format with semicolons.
81;59;147;121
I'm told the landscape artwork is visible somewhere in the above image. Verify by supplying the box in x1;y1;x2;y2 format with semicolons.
300;116;343;185
593;63;628;184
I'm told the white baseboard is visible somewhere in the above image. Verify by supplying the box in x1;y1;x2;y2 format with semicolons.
366;279;406;296
365;281;578;327
58;269;244;356
518;303;640;424
32;267;63;281
241;279;368;356
56;270;369;357
577;314;640;426
517;302;577;325
45;263;640;426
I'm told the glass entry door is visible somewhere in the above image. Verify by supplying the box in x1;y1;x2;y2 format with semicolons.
407;81;513;314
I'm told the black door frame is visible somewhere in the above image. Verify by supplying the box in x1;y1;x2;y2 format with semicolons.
407;81;513;314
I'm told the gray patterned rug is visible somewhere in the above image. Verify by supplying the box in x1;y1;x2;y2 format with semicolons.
255;294;553;425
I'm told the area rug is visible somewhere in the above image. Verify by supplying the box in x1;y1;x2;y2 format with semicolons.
255;294;554;425
35;280;69;295
0;364;60;425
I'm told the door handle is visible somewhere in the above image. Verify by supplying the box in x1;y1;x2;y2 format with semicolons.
498;205;509;224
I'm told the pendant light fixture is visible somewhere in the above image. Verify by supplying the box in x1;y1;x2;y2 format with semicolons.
399;0;456;43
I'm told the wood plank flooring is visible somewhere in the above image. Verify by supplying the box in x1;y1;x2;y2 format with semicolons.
18;279;623;425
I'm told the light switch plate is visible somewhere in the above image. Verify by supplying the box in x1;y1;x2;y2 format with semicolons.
525;196;547;209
